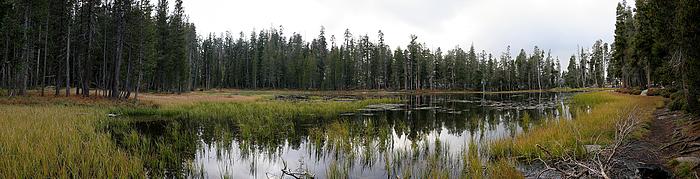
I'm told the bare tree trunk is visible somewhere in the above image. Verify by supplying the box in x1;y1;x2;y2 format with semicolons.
19;4;30;96
65;13;71;97
111;2;124;99
646;61;652;88
102;0;108;97
135;45;144;101
41;13;48;96
83;4;95;97
124;51;132;99
3;32;8;96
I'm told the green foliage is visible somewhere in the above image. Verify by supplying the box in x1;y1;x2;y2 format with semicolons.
669;91;687;111
610;0;700;114
614;88;642;95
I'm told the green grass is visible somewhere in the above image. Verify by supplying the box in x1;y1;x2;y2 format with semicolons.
0;105;144;178
571;91;616;107
490;91;663;161
114;98;400;121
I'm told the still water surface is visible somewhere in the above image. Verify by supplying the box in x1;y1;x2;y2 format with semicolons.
108;92;574;178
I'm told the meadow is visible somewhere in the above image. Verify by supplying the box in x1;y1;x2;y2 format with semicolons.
0;89;662;178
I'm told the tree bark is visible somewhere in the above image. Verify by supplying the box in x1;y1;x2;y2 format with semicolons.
124;51;132;99
19;3;30;96
41;13;48;96
111;1;126;99
65;12;71;97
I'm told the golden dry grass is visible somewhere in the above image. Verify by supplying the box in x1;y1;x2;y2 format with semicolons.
137;91;259;106
490;91;664;161
0;105;144;178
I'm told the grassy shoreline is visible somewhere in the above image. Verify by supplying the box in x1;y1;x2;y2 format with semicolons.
0;94;399;178
0;105;144;178
489;91;664;162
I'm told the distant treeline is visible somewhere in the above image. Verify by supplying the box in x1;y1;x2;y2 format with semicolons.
610;0;700;112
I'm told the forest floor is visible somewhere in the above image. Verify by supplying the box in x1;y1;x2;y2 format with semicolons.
623;105;700;178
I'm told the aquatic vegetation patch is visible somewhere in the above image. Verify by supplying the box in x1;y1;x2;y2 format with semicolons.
114;98;401;122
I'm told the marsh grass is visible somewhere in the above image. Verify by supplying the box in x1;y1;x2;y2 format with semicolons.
0;105;143;178
115;98;400;121
490;92;663;161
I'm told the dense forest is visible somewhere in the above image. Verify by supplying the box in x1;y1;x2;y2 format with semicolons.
0;0;611;97
610;0;700;112
0;0;697;111
0;0;194;99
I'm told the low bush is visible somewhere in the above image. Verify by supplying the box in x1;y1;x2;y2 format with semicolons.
615;88;642;95
646;88;672;98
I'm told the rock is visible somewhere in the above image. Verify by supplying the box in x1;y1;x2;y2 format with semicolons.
636;163;672;179
340;113;355;116
640;89;649;96
275;95;309;101
359;103;405;112
414;106;439;110
583;145;602;154
446;110;462;114
361;113;376;116
673;157;700;168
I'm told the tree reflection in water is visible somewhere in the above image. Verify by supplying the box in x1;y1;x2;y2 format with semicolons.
104;92;576;178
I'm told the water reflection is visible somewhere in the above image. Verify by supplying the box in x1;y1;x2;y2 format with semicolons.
105;92;574;178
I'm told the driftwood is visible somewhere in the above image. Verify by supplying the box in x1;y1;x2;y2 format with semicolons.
535;106;642;179
279;160;314;179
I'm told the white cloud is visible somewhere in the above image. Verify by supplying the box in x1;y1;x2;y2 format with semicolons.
180;0;624;68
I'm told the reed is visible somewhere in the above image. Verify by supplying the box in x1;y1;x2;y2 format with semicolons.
0;105;144;178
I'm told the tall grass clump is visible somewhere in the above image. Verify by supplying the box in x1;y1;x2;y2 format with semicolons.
463;139;484;179
0;105;144;178
490;91;663;161
570;92;618;107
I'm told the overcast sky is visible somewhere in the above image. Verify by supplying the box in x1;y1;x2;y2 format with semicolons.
179;0;631;68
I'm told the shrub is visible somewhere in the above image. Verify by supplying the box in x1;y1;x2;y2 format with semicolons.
614;88;642;95
646;88;672;98
669;91;687;111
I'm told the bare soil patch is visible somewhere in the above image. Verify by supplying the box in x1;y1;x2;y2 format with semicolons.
624;107;700;178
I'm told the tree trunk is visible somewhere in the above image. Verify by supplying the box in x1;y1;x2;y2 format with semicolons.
102;0;108;97
112;23;123;99
65;15;71;97
41;12;48;96
646;61;652;88
19;4;30;96
83;7;95;97
124;51;132;99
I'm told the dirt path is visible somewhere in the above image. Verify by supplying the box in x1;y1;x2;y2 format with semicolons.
624;107;700;178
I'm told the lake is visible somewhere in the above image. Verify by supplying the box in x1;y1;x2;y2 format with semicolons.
106;92;575;178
